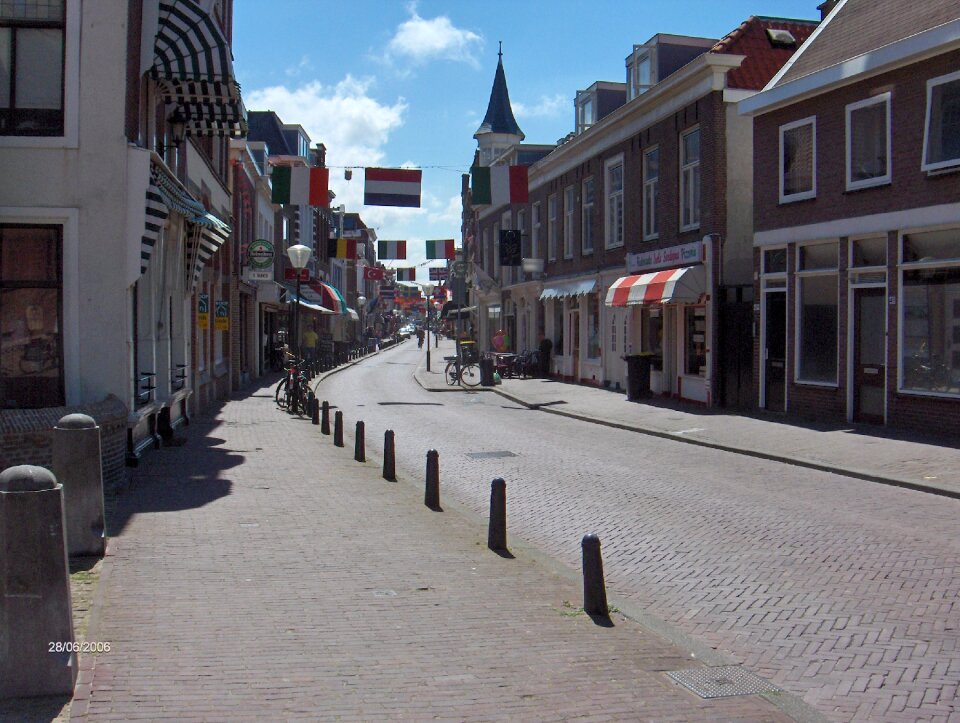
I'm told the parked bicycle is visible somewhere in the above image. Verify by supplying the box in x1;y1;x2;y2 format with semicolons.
444;354;481;387
275;355;311;414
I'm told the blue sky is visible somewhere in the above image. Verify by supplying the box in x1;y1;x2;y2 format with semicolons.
233;0;820;282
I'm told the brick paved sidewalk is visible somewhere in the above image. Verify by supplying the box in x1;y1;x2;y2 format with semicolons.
416;338;960;498
67;375;805;721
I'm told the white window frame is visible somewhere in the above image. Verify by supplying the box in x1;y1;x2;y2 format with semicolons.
604;154;624;249
779;116;817;203
846;93;891;191
921;70;960;173
794;240;839;387
531;202;541;261
679;126;700;231
581;176;595;255
563;185;575;259
643;146;659;240
547;193;558;261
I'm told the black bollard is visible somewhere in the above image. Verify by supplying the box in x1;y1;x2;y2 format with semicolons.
334;411;344;447
425;450;440;510
383;430;396;481
488;478;507;551
581;534;609;617
354;421;365;462
311;397;319;425
307;390;316;415
321;401;330;435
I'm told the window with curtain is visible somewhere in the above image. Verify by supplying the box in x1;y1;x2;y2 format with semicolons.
643;146;659;240
680;128;700;230
605;155;624;248
847;94;890;190
0;224;63;408
780;117;816;201
922;71;960;172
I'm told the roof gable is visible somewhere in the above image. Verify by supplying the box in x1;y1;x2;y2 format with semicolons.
777;0;960;85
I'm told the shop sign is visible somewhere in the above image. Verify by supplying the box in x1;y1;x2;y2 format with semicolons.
626;242;702;273
215;300;229;331
198;293;209;329
246;239;274;281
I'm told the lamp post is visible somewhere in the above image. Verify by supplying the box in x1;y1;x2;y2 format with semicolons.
287;244;312;360
421;281;435;371
357;295;367;352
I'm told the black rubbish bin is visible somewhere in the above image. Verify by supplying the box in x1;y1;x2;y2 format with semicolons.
480;357;495;387
624;354;653;400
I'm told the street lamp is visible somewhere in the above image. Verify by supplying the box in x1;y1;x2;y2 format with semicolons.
421;281;435;371
287;244;312;361
357;295;367;352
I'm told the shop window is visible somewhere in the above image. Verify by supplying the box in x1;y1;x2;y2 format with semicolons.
846;93;891;190
680;128;700;230
587;294;600;360
0;0;65;136
643;146;659;240
796;251;838;384
780;117;816;202
922;70;960;173
685;307;706;376
852;236;886;267
553;302;563;356
0;224;63;408
900;229;960;395
563;186;575;259
581;177;594;255
641;307;663;359
605;155;624;249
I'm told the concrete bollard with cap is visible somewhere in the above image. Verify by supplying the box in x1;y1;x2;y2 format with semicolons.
52;413;105;558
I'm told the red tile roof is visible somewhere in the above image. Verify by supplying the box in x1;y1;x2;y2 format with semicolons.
712;16;820;91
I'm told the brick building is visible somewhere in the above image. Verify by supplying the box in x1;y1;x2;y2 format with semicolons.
740;0;960;433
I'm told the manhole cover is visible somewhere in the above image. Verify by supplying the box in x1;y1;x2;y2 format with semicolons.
466;451;517;459
665;666;780;698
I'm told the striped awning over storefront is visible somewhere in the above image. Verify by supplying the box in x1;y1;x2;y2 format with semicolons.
150;0;247;137
605;266;706;307
307;281;348;315
186;212;231;289
141;179;169;276
539;278;597;300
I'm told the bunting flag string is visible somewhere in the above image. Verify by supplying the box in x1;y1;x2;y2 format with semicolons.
378;240;407;259
425;239;456;260
328;238;357;259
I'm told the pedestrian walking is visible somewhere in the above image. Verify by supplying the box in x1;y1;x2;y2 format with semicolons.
417;327;425;349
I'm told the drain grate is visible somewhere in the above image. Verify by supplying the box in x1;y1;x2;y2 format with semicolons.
466;451;517;459
665;666;780;699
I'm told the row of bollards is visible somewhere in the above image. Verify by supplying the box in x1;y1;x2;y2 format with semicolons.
313;397;610;620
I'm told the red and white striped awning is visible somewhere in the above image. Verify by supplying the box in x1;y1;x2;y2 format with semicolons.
605;265;706;307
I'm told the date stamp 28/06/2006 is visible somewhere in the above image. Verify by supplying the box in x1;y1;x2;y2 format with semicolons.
49;641;111;654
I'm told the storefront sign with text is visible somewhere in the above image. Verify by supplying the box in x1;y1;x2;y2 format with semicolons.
626;241;702;274
197;293;209;329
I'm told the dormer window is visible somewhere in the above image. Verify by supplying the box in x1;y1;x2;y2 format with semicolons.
627;46;655;100
575;90;594;134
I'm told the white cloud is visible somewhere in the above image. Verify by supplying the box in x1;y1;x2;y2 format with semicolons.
512;94;568;119
386;5;482;67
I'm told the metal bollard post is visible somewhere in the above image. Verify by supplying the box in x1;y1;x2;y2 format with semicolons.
581;533;609;617
52;413;105;557
425;450;440;510
311;397;320;425
355;421;365;462
383;430;396;481
307;390;316;416
488;478;507;551
334;411;344;447
321;401;330;435
0;465;76;697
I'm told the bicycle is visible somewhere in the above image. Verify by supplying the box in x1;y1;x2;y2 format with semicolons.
275;356;310;414
444;355;481;387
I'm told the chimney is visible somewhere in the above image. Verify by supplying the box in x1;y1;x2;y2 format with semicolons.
817;0;839;19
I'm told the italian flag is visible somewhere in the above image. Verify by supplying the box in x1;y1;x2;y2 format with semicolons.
395;268;416;281
378;240;407;259
328;238;357;259
271;166;329;206
471;165;528;205
426;239;456;260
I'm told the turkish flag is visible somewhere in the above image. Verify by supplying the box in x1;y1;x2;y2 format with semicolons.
363;266;385;281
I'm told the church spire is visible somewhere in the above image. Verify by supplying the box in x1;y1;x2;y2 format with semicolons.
474;43;524;141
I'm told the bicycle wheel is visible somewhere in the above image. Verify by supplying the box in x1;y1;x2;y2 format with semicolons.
275;377;289;408
296;381;310;415
445;360;458;386
459;363;481;387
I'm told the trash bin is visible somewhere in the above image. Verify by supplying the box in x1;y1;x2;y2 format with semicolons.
480;357;495;386
624;353;653;400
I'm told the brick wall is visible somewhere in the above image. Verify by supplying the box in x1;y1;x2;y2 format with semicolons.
0;395;129;493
